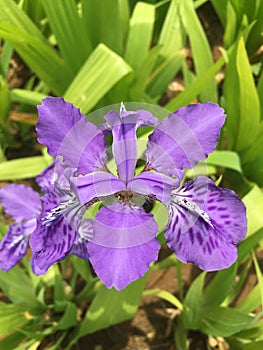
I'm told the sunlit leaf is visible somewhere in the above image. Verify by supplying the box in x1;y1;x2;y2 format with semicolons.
0;156;52;180
78;274;148;336
124;2;155;71
180;0;217;102
0;302;28;337
201;306;254;337
64;44;133;114
243;186;263;236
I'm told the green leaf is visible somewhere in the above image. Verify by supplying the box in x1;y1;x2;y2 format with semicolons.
224;36;260;152
237;227;263;263
79;275;148;336
0;76;10;125
0;0;45;40
180;0;217;102
203;263;237;307
43;0;92;73
206;150;242;173
242;341;263;350
210;0;228;26
0;221;8;239
10;89;45;106
165;56;225;111
147;51;186;99
0;331;26;350
81;0;129;55
143;289;183;310
182;272;206;329
129;45;162;100
0;302;28;337
0;156;52;180
157;0;185;57
124;2;155;71
223;1;238;48
64;44;133;114
201;306;254;337
257;71;263;120
235;37;260;151
0;23;71;95
0;41;13;77
252;252;263;308
0;266;43;313
242;186;263;236
56;302;78;331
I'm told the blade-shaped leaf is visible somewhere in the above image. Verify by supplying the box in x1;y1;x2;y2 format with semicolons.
206;150;242;173
157;0;185;58
0;156;52;180
43;0;92;73
180;0;217;102
182;272;206;329
165;56;224;111
79;274;148;336
242;185;263;236
125;2;155;71
201;306;254;337
0;23;71;95
81;0;129;55
64;44;133;113
0;302;28;337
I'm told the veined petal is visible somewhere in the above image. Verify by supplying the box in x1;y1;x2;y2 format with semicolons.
36;161;56;193
74;171;126;205
91;201;158;248
127;171;179;205
165;176;247;271
88;239;159;290
0;184;41;221
88;202;159;290
145;103;226;175
0;220;35;271
71;219;93;260
30;192;84;275
105;110;138;183
37;97;107;173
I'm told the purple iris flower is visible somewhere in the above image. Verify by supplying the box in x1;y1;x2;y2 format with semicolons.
36;98;247;290
0;184;41;271
30;158;92;275
0;159;92;273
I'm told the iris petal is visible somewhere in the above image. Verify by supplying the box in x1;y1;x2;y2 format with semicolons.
105;110;138;183
74;171;126;205
30;192;84;275
165;176;247;271
88;202;159;290
37;97;107;173
0;184;41;221
127;171;179;205
0;220;35;271
145;103;226;176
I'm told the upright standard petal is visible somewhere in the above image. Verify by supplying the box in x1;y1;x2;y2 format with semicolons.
145;103;226;175
165;176;247;271
37;97;107;173
88;202;159;290
105;110;138;183
74;171;126;205
0;184;41;221
127;171;179;205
